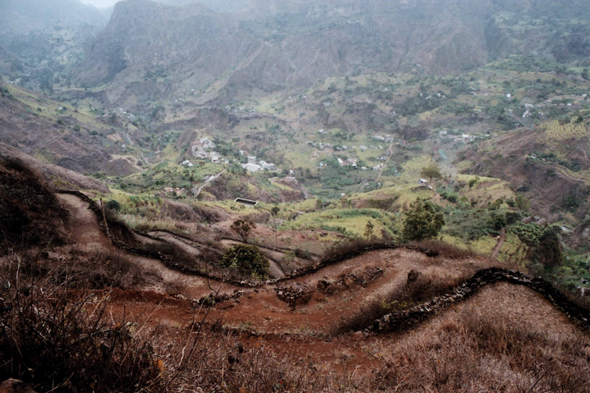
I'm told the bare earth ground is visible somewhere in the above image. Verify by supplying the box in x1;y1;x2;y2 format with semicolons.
55;192;590;386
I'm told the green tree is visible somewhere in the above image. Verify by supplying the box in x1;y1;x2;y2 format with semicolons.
105;199;121;212
220;244;269;278
230;219;256;243
420;164;442;184
515;195;531;212
402;199;445;242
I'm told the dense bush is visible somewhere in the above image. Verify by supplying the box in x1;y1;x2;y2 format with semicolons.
220;244;269;278
403;199;444;242
0;254;161;392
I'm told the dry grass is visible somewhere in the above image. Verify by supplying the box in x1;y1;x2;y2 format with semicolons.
0;251;362;392
370;306;590;392
411;239;476;259
1;251;589;392
0;252;163;392
333;269;466;335
321;238;397;264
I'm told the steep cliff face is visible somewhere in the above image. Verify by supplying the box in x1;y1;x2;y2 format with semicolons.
79;0;256;86
78;0;494;105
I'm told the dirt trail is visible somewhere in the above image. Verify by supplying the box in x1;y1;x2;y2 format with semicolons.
149;230;203;257
489;227;506;259
57;193;110;251
56;192;589;341
58;192;236;298
193;168;225;198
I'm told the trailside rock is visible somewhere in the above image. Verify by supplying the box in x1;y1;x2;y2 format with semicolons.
0;379;37;393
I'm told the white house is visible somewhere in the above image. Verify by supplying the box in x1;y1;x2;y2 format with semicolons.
210;152;221;163
242;163;262;172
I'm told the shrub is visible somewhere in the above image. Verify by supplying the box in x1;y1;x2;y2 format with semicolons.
0;254;162;392
230;219;256;243
221;244;269;278
411;239;474;259
106;199;121;212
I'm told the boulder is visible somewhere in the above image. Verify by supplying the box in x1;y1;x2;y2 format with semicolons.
0;379;37;393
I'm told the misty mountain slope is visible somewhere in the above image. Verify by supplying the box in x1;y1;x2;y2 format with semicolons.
0;0;107;38
77;0;590;108
0;82;139;176
155;0;251;12
77;0;495;106
78;0;257;87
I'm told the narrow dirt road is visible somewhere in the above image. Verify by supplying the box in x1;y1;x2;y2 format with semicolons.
489;227;506;260
57;193;110;251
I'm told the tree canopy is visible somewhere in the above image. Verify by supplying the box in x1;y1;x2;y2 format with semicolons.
420;164;442;184
220;244;269;279
403;199;445;242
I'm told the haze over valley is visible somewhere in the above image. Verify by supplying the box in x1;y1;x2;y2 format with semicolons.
1;1;590;391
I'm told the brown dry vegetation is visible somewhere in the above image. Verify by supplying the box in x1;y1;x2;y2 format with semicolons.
1;159;590;392
0;157;69;252
2;251;589;393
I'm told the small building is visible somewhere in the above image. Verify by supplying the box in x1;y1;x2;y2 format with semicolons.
247;156;257;164
210;152;221;163
260;161;276;171
242;163;262;172
234;198;258;207
419;179;429;185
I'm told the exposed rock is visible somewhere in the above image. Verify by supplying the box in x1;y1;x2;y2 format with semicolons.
0;379;37;393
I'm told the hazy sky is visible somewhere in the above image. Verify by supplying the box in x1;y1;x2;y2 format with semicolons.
79;0;119;8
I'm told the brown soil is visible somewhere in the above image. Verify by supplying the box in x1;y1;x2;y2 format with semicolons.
21;191;590;390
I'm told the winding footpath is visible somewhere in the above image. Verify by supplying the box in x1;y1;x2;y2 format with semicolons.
55;190;590;336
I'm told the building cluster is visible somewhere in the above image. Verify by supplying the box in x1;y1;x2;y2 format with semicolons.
191;137;225;164
438;130;475;143
241;155;280;173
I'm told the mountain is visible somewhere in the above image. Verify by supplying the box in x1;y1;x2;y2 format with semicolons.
0;0;108;93
76;0;590;108
0;82;139;176
0;0;107;38
155;0;251;12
